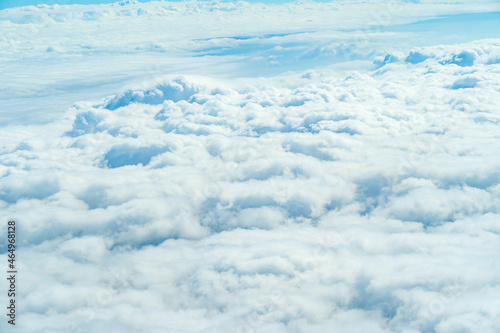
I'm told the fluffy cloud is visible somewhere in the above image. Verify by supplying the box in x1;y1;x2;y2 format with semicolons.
0;1;500;332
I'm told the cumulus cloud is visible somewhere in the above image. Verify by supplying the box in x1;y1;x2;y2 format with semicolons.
0;1;500;333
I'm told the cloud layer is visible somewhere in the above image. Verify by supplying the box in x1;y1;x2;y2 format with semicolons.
0;1;500;332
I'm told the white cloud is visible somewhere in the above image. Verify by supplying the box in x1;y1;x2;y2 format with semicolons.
0;1;500;332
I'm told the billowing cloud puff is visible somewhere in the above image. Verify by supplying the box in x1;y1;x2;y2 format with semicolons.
0;1;499;332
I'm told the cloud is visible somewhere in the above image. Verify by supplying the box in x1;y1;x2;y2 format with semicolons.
0;1;500;333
